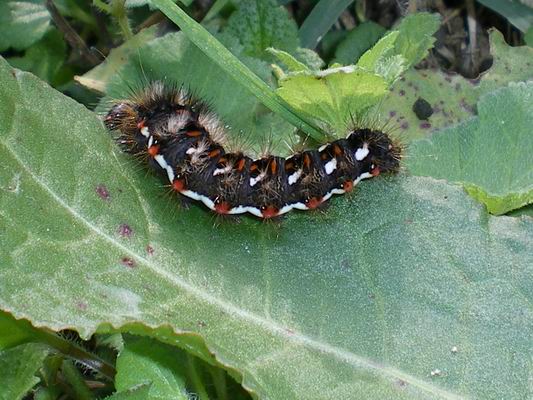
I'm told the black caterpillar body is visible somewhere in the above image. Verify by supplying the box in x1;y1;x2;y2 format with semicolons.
104;82;401;219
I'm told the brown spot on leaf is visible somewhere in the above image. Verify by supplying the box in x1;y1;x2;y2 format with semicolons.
121;257;135;268
95;184;110;200
146;245;154;255
118;223;133;237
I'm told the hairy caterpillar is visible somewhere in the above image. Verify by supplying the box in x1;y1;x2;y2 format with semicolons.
104;82;401;219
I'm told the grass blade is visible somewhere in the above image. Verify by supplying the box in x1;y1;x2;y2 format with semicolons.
299;0;355;49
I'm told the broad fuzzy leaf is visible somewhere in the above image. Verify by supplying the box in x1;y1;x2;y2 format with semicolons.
0;59;532;399
407;82;533;215
0;0;51;51
378;30;533;141
105;384;152;400
0;343;49;400
357;13;440;83
276;68;389;134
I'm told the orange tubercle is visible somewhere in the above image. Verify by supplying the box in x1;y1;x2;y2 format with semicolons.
172;179;185;192
148;145;160;157
343;180;354;192
215;201;231;214
261;205;279;219
371;166;381;177
307;197;322;209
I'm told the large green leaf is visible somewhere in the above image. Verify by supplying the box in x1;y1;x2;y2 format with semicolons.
115;336;189;400
0;343;50;400
0;59;532;399
334;21;387;65
0;0;51;51
225;0;299;59
378;30;533;142
407;82;533;215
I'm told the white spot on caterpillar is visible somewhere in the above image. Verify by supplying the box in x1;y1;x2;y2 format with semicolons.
355;143;369;161
279;204;294;215
324;158;337;175
228;205;249;215
186;147;198;155
154;155;175;182
246;207;263;218
330;188;345;195
322;191;334;202
250;172;266;187
147;136;154;148
291;202;308;211
318;144;328;152
181;190;215;211
140;126;150;137
288;169;302;185
356;172;373;182
213;165;232;176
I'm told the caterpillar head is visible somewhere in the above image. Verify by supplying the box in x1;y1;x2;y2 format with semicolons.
347;129;402;176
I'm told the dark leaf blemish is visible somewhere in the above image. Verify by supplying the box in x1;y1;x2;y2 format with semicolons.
95;184;110;201
121;257;136;268
118;223;133;237
413;98;433;120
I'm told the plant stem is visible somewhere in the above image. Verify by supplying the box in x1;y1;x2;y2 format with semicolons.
209;367;228;400
186;353;210;400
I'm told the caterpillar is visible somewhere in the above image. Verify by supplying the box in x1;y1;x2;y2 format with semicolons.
104;82;401;219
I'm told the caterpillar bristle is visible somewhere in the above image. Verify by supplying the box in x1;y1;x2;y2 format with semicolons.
104;82;402;220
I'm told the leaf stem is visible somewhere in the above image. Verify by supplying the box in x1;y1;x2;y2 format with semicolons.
209;367;228;400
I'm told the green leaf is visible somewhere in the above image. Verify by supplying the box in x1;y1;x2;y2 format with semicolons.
477;30;533;95
268;48;310;72
150;0;323;140
276;68;389;134
334;21;386;65
0;343;50;400
7;29;67;86
115;337;189;400
407;82;533;215
477;0;533;33
298;0;355;49
225;0;299;59
1;59;532;399
378;30;533;142
105;384;152;400
0;0;51;51
0;311;39;350
78;26;158;93
357;13;440;83
526;26;533;46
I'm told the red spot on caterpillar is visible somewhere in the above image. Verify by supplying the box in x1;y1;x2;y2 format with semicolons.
250;163;258;172
121;257;135;268
333;144;343;156
118;223;133;237
95;184;110;200
172;179;185;192
148;144;160;157
186;130;202;137
306;197;322;209
303;153;311;169
371;166;381;177
137;120;145;129
285;161;294;171
208;149;221;158
215;200;231;214
261;205;279;219
343;180;354;192
270;159;277;174
236;158;246;171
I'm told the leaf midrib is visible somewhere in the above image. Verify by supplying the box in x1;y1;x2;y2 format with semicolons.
1;138;466;400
